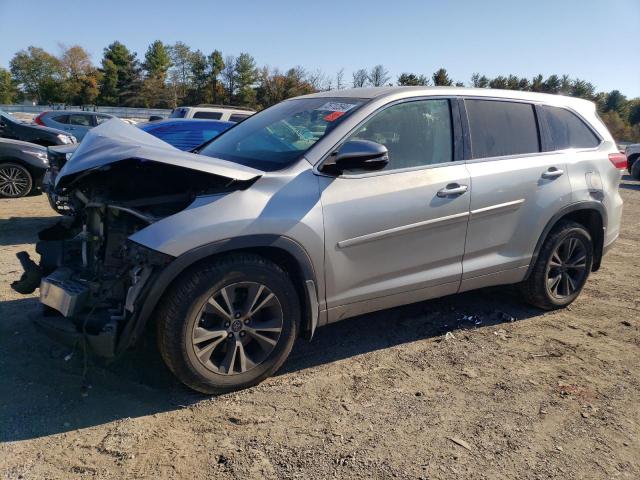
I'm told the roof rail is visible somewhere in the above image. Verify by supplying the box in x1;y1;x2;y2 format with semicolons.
195;104;255;112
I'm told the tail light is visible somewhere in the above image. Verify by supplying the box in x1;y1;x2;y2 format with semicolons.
34;113;46;126
608;152;627;170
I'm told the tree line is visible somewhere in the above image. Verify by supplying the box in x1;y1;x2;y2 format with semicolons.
0;41;638;141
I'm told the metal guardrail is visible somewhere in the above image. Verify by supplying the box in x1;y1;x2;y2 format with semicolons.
0;104;172;119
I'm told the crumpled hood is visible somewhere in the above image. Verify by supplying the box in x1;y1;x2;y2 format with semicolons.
55;119;262;188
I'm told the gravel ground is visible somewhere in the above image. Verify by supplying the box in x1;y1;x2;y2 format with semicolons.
0;177;638;479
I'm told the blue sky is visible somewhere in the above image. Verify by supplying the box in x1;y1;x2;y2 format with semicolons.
1;0;638;96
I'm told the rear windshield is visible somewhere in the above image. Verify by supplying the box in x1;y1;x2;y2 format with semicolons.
141;121;232;151
0;110;18;124
198;97;365;171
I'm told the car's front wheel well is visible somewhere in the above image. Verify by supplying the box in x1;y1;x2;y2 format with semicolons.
146;245;315;341
241;246;312;337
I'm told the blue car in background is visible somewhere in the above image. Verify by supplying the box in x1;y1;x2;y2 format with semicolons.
139;118;234;151
44;118;236;213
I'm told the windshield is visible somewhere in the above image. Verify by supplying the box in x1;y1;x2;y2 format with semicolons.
198;97;365;171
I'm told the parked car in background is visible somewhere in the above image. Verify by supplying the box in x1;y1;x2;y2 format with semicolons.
169;104;255;122
0;109;76;146
0;138;48;198
34;110;115;141
139;118;234;151
17;87;625;394
625;143;640;179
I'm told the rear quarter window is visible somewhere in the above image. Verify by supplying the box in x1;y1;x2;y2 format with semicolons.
466;99;540;159
542;106;600;150
52;115;69;124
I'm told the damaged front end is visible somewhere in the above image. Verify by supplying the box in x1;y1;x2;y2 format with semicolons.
12;120;262;357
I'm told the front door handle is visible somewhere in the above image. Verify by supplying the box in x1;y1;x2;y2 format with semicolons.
437;183;468;197
541;167;564;179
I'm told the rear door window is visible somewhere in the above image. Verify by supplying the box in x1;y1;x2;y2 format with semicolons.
542;106;600;150
52;115;69;124
466;99;540;158
193;111;223;120
68;114;92;126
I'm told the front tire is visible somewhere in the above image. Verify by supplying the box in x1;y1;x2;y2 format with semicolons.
156;253;300;394
0;163;33;198
520;220;593;310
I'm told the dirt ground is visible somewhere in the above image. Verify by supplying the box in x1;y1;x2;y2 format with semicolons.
1;177;638;480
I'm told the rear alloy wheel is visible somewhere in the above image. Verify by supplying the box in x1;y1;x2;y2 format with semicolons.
545;236;589;299
0;163;32;198
157;254;300;394
520;220;593;310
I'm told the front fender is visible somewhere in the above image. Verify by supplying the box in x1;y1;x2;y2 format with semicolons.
116;234;320;354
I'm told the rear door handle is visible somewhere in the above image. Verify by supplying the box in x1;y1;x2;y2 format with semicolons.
437;183;468;197
541;167;564;179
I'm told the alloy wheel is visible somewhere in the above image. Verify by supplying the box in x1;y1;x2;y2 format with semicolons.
190;282;284;375
0;165;30;197
546;236;588;298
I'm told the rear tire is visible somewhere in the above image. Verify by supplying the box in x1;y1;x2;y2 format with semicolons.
520;220;593;310
631;157;640;180
627;155;638;176
0;163;33;198
156;253;300;394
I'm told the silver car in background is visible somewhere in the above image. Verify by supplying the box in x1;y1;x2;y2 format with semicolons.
14;87;625;394
35;110;115;140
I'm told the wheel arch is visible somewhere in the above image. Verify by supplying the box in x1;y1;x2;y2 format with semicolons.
0;155;45;180
525;201;606;280
118;235;320;354
0;156;31;171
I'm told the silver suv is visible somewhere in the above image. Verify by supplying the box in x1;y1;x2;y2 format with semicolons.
15;87;625;394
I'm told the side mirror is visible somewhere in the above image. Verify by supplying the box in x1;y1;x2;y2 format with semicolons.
321;139;389;174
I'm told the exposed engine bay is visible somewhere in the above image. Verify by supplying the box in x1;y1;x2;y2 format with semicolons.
12;120;262;357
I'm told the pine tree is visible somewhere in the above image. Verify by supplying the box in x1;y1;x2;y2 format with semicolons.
208;50;224;103
234;53;258;106
99;41;141;105
143;41;171;80
432;68;453;86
